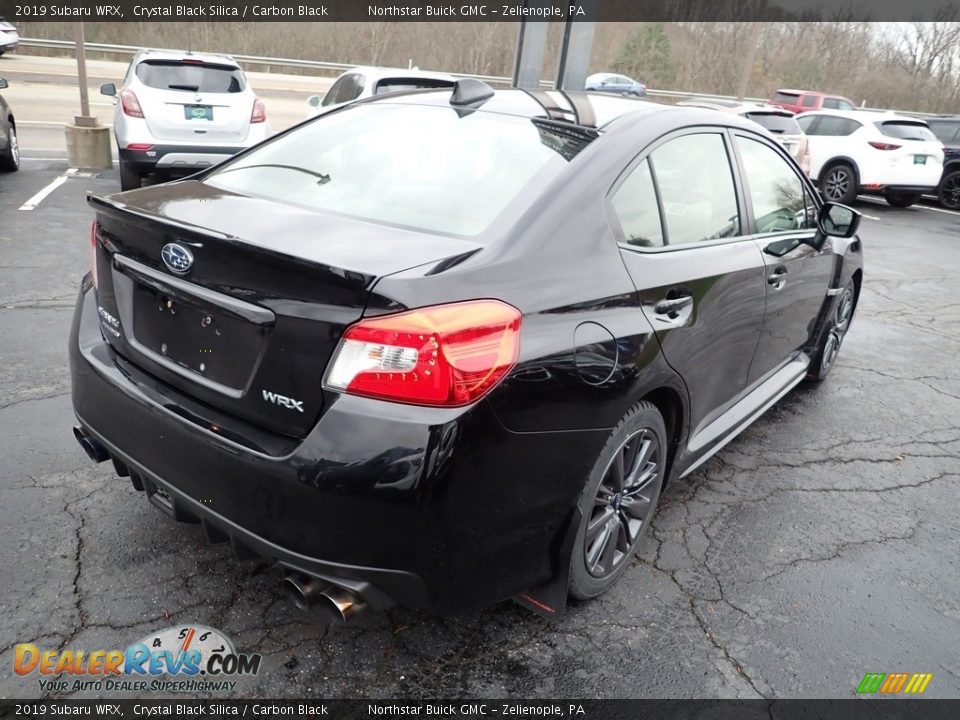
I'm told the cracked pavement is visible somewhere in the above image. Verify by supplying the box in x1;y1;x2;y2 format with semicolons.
1;158;959;699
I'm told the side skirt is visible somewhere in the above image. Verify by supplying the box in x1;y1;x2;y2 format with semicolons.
680;356;810;479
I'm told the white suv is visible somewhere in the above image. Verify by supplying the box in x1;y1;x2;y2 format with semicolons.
101;50;271;190
797;110;943;207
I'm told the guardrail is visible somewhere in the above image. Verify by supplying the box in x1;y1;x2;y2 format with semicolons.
20;37;937;116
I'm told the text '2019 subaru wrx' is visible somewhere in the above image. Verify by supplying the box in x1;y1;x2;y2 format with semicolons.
71;81;863;622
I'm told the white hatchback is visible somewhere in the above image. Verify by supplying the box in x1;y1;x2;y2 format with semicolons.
797;110;943;207
305;66;456;118
102;50;271;190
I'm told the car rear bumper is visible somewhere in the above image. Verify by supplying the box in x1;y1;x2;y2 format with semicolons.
119;144;247;174
859;184;938;195
70;282;601;614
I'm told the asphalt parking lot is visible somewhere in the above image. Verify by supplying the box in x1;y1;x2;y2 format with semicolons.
1;153;959;700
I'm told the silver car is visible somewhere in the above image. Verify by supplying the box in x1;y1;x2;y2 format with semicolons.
0;20;19;56
306;66;456;118
101;50;271;190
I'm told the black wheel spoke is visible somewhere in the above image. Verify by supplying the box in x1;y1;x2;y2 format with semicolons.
599;518;619;572
586;507;615;541
619;494;650;520
610;450;626;492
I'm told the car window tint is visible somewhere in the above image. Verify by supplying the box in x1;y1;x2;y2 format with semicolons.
822;97;842;109
801;95;817;107
374;78;453;95
813;116;860;136
837;99;855;110
927;121;960;144
745;112;802;135
135;60;245;93
796;115;817;133
773;91;799;104
877;121;938;142
611;159;664;248
650;133;740;245
320;77;348;106
736;137;815;234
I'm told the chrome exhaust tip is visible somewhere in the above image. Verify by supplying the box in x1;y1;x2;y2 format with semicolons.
281;573;329;612
281;573;366;623
73;426;110;463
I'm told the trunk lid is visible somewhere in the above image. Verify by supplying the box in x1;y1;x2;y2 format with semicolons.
89;180;482;437
138;88;252;144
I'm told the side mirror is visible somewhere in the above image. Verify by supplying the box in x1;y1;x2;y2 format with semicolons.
307;95;321;108
0;77;8;90
817;202;861;239
100;83;117;96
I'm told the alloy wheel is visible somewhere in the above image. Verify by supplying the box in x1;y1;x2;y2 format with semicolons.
9;126;18;167
943;174;960;210
584;428;661;579
824;169;850;201
822;287;853;372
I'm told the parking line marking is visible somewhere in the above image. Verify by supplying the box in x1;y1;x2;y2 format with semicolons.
918;204;960;217
19;168;77;211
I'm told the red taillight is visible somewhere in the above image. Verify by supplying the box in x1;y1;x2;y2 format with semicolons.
119;89;144;118
868;141;901;151
251;98;266;124
89;221;99;290
325;300;522;407
126;143;153;151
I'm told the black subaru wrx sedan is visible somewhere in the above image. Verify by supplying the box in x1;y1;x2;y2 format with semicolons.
70;81;863;621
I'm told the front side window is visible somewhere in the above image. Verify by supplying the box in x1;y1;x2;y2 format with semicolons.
736;136;815;234
611;158;663;248
206;103;582;237
649;133;740;245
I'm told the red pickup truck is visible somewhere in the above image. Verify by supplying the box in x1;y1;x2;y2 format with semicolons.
770;89;856;114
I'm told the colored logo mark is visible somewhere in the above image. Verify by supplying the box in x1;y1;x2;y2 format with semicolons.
856;672;933;694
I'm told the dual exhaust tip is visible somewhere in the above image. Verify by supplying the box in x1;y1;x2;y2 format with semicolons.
282;573;366;624
74;426;367;624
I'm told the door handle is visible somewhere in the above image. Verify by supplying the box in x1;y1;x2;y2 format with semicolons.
767;266;788;287
654;295;693;317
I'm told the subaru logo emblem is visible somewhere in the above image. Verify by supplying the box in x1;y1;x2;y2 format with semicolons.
161;243;194;274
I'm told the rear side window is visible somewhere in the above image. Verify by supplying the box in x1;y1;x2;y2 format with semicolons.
135;60;245;93
322;74;365;106
773;91;800;104
745;113;802;135
801;95;818;107
207;103;583;237
796;115;817;133
927;121;960;144
736;136;815;234
649;133;740;246
809;116;860;136
611;159;664;248
877;121;938;142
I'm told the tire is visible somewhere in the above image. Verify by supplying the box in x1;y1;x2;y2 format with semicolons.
807;280;855;382
885;193;921;208
568;401;667;600
819;163;857;205
938;170;960;210
0;120;19;172
119;157;142;191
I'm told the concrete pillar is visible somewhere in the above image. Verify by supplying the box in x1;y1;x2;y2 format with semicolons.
65;116;112;170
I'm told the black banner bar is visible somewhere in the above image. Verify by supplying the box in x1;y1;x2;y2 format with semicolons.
1;0;959;22
2;700;960;719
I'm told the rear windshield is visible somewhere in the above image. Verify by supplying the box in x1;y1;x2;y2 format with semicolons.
772;91;799;103
136;60;246;93
876;121;938;142
745;112;802;135
374;78;454;95
206;103;584;236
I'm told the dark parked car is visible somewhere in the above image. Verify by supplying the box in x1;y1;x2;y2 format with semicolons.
70;82;863;621
926;115;960;210
0;76;19;172
585;73;647;97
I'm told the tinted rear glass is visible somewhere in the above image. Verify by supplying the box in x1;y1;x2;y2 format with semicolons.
877;121;938;142
206;103;584;236
772;91;799;103
136;60;246;93
745;112;802;135
927;121;960;144
374;78;454;95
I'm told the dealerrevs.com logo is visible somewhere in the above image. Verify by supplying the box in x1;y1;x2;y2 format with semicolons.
14;625;261;693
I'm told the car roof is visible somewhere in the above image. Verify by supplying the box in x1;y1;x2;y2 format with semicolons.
133;50;240;67
798;109;926;123
367;87;767;136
